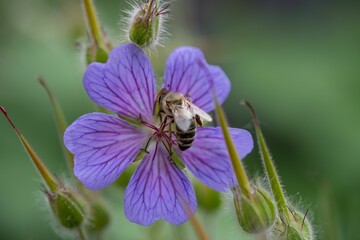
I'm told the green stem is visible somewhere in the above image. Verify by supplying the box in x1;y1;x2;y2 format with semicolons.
1;106;58;191
198;59;252;198
77;226;87;240
82;0;105;49
242;100;292;221
38;77;74;170
214;99;252;198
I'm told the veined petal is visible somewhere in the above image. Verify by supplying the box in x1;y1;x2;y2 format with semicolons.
163;47;230;113
83;44;156;121
64;113;147;190
124;143;197;225
177;127;253;192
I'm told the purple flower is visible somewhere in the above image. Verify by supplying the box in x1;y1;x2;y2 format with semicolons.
64;43;253;225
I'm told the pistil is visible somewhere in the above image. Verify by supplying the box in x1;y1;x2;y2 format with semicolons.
137;113;176;156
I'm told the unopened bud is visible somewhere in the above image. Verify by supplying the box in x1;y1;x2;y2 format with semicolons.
232;186;276;233
126;0;169;50
275;210;313;240
45;188;85;229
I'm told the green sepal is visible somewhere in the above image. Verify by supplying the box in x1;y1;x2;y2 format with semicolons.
115;164;136;189
115;150;144;189
129;6;160;48
275;210;313;240
171;153;186;170
86;46;109;65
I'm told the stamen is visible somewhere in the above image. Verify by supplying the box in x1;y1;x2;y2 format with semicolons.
141;131;157;154
138;111;178;160
161;140;172;156
138;114;158;131
152;139;160;162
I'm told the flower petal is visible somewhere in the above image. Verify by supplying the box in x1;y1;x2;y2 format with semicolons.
64;113;147;190
177;127;253;192
83;44;156;121
124;144;197;225
163;47;230;112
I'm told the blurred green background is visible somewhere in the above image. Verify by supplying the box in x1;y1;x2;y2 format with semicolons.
0;0;359;239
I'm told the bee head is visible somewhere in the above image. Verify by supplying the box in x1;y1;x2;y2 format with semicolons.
156;88;168;104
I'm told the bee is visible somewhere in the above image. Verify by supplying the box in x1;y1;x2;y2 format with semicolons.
157;89;212;151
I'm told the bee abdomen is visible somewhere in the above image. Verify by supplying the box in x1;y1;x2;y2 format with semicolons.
176;122;196;151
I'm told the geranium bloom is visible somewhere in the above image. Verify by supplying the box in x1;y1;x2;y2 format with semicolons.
64;43;253;225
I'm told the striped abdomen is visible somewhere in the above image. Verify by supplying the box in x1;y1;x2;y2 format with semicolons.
176;120;196;151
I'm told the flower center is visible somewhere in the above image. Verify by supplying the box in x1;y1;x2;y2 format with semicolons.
137;114;175;156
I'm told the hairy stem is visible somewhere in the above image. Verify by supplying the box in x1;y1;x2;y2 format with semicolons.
38;76;74;170
215;99;252;198
82;0;105;48
198;59;252;198
1;106;58;191
242;100;292;221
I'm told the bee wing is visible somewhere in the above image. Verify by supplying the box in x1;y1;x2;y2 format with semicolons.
188;102;212;122
171;105;194;132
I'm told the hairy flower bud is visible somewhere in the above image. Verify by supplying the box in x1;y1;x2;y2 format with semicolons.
274;210;313;240
125;0;169;50
45;188;85;229
232;186;276;233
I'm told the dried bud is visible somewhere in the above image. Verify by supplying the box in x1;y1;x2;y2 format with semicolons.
45;188;85;229
232;186;276;233
125;0;169;50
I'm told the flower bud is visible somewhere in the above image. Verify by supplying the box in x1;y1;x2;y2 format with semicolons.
126;0;169;50
194;182;221;212
232;186;276;233
45;188;85;229
274;210;313;240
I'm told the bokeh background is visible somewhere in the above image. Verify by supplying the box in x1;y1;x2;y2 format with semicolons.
0;0;359;239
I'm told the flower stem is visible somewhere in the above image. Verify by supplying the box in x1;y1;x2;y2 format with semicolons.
38;76;74;170
198;59;252;198
82;0;105;49
77;226;87;240
242;100;292;221
214;99;252;198
189;215;209;240
1;106;58;191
